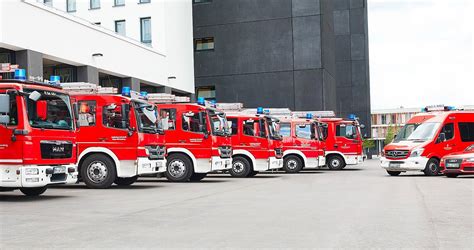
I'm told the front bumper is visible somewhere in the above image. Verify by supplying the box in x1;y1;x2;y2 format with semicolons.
0;164;78;188
211;157;232;172
345;154;364;165
268;157;283;170
380;156;429;171
318;156;326;167
137;157;166;175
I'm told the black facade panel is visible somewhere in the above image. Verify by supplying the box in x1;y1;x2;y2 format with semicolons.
350;7;365;34
350;0;364;9
351;34;365;60
293;15;322;70
333;10;350;35
351;60;367;86
193;0;292;27
294;69;324;110
194;18;294;77
335;61;351;87
333;0;349;10
335;35;351;61
292;0;320;17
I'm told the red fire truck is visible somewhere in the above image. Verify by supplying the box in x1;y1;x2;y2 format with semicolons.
441;144;474;178
226;110;283;177
154;99;232;182
319;115;365;170
63;84;166;188
0;76;78;196
279;115;326;173
381;107;474;176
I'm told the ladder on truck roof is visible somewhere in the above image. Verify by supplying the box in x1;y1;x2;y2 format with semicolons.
147;93;190;104
60;82;118;94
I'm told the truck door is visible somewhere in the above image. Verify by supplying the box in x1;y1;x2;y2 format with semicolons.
433;122;458;157
0;90;23;167
294;123;318;159
179;109;212;160
240;118;269;161
334;123;361;155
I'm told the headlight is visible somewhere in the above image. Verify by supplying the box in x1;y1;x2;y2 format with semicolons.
144;148;150;155
25;168;39;175
410;148;424;157
465;158;474;163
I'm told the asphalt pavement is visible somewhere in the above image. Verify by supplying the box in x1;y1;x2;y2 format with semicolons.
1;159;473;249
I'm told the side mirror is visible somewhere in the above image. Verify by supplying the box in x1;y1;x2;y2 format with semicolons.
437;133;446;143
0;94;11;114
29;91;42;102
203;130;210;139
360;124;366;129
363;134;370;139
298;125;307;128
36;100;48;121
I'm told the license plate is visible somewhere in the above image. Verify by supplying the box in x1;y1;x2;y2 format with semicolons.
53;166;66;174
389;163;401;168
446;163;459;168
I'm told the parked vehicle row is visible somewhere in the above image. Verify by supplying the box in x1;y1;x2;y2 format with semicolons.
0;72;365;196
381;105;474;178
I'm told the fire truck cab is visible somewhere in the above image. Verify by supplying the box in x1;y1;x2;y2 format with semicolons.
156;100;232;182
279;115;326;173
0;77;78;196
319;116;365;170
381;108;474;176
66;85;166;188
226;110;283;177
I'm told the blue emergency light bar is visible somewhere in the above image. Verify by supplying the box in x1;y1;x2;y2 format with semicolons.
50;75;60;83
14;69;26;80
197;97;205;105
257;107;264;114
122;87;131;97
348;114;357;120
306;113;313;119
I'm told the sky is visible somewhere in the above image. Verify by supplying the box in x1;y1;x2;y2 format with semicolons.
368;0;473;110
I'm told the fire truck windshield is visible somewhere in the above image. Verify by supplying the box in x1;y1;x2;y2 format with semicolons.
267;119;282;140
209;111;229;136
134;103;162;134
24;89;73;130
407;122;440;141
394;123;420;142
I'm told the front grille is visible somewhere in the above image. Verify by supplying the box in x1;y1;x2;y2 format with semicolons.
275;148;283;158
146;145;166;160
40;141;73;159
385;150;409;159
463;167;474;171
219;146;232;158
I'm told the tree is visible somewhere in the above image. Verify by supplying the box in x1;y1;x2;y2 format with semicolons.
385;125;397;145
363;138;375;150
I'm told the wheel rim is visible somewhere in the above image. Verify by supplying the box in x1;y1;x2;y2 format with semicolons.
429;162;438;172
87;161;108;184
287;159;298;170
330;159;340;168
232;161;245;174
169;159;186;178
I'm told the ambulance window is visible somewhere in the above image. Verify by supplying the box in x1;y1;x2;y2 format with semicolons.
280;123;291;137
296;124;312;140
336;124;356;139
242;120;257;137
227;118;238;135
459;122;474;142
160;109;176;130
102;104;127;130
78;101;96;127
441;123;454;141
182;111;207;133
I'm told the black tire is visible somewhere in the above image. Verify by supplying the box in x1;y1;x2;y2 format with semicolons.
230;156;252;177
20;187;47;196
445;173;459;178
247;171;258;177
114;176;138;186
423;158;440;176
190;173;207;182
327;155;346;170
165;154;194;182
283;155;303;173
387;170;401;176
80;154;117;189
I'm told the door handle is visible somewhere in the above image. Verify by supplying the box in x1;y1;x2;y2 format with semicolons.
334;144;338;148
98;137;107;142
240;143;247;146
179;140;186;143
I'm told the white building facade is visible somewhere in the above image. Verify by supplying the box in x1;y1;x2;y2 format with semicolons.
0;0;194;95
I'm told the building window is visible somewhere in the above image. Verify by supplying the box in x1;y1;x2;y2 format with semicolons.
90;0;100;9
139;0;151;3
67;0;76;12
193;0;212;4
140;17;152;45
43;0;53;6
195;37;214;51
114;0;125;6
196;86;215;101
115;20;126;36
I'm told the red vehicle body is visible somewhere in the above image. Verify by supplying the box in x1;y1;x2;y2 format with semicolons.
279;117;326;173
441;144;474;178
226;113;283;177
71;93;166;188
381;111;474;176
157;103;232;182
319;118;364;170
0;80;78;196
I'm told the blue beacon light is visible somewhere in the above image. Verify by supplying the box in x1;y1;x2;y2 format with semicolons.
14;69;26;80
257;107;264;114
122;87;131;97
197;97;205;105
306;113;313;119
